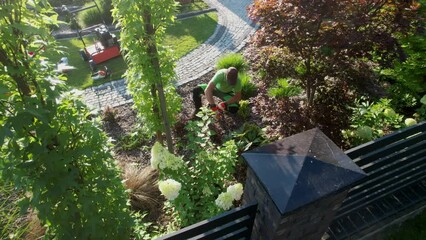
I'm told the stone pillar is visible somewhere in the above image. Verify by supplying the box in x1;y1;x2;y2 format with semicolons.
242;128;366;240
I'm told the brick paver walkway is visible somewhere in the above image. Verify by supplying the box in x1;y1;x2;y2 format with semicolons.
83;0;256;110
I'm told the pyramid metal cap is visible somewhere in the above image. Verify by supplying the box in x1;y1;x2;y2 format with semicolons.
242;128;366;214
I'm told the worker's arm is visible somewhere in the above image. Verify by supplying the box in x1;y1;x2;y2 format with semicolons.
205;81;216;105
225;91;241;105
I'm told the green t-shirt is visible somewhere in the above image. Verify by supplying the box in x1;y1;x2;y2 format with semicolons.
210;69;242;93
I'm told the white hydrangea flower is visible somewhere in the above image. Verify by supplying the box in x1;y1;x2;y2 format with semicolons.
150;142;163;170
404;118;417;127
150;142;183;170
215;192;234;210
227;183;243;201
158;179;182;201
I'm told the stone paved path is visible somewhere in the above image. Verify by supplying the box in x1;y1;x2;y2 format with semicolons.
83;0;256;110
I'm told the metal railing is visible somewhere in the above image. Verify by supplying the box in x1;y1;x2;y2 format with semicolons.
157;202;258;240
326;122;426;239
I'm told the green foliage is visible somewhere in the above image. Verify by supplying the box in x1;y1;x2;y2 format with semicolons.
380;32;426;116
216;53;247;72
342;98;404;147
237;100;250;120
1;93;134;238
268;78;302;99
381;34;426;95
151;108;240;228
240;72;257;100
226;122;268;152
113;0;182;149
416;94;426;120
0;1;133;238
387;83;418;113
132;211;161;240
117;128;149;151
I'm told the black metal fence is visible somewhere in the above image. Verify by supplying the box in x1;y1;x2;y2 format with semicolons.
326;122;426;239
157;202;258;240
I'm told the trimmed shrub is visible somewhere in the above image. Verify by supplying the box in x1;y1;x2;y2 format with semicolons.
240;72;257;100
237;100;250;120
216;53;247;72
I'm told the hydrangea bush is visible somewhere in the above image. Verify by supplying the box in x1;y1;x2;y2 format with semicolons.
342;98;404;147
151;108;242;228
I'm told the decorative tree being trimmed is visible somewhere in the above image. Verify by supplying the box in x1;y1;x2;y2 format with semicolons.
0;1;133;238
247;0;420;106
112;0;181;152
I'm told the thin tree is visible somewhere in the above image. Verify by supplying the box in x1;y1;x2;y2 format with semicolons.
112;0;181;152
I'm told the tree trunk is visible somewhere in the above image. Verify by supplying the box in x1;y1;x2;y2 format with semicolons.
0;49;31;96
143;10;174;153
304;52;315;107
150;84;164;144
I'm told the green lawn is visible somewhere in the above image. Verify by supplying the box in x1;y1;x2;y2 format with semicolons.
48;12;217;89
165;12;218;58
178;0;210;14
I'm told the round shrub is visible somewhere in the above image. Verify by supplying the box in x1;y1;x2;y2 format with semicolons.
356;126;374;141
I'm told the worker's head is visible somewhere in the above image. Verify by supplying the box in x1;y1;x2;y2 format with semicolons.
226;67;238;85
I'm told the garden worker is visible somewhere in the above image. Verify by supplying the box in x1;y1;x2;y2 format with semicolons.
192;67;242;116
